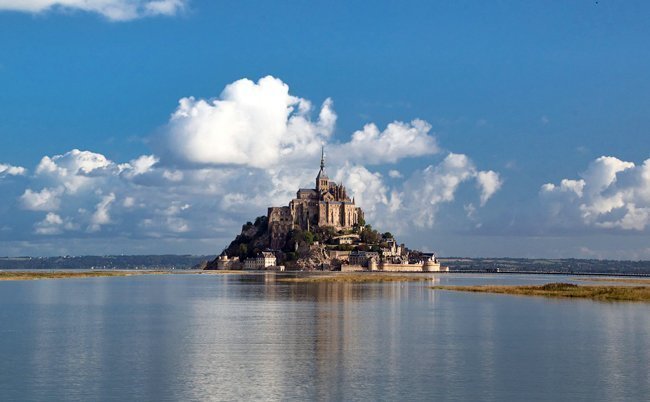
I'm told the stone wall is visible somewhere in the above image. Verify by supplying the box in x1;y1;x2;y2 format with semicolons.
341;264;365;272
328;250;351;261
380;263;424;272
423;261;448;272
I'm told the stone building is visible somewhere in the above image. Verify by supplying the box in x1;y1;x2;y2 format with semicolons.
243;251;277;270
348;250;379;266
268;148;364;249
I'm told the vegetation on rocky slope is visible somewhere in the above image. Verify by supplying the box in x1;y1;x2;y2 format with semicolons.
221;216;270;261
209;214;404;270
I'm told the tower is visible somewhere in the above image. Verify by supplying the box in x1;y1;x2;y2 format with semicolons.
316;146;329;192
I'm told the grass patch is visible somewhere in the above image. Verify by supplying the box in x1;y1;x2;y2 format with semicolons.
432;282;650;302
278;273;435;283
575;277;650;285
0;271;168;281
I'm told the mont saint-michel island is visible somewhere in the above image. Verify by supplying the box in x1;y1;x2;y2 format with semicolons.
205;149;446;273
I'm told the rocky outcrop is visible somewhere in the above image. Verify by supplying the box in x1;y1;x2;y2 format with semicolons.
203;216;270;270
292;244;332;270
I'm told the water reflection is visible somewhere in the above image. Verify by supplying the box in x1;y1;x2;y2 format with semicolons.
0;274;649;401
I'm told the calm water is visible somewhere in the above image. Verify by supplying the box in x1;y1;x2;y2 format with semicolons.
1;273;649;401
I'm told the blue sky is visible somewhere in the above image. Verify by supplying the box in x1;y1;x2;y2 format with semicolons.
1;0;650;258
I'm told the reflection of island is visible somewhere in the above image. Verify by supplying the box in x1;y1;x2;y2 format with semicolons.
209;148;447;272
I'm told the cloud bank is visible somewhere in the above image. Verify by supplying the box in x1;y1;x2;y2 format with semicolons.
0;75;503;256
0;0;187;21
1;74;648;258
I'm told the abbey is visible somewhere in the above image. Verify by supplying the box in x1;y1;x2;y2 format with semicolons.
268;149;364;249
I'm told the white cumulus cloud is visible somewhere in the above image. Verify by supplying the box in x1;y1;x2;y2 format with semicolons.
398;153;501;228
332;119;439;165
541;156;650;231
88;193;116;232
14;149;206;237
160;76;441;170
388;170;403;179
36;149;113;193
161;76;335;169
334;152;502;232
0;163;26;177
119;154;159;178
34;212;78;235
20;187;63;211
334;165;390;218
0;0;187;21
476;170;503;206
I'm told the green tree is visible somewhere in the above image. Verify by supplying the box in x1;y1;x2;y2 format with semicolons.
238;243;248;261
360;225;381;244
284;228;315;252
304;231;315;245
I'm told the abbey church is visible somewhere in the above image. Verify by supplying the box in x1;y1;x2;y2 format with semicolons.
268;149;364;248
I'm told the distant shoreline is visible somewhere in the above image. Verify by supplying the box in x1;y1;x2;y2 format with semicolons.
3;255;650;275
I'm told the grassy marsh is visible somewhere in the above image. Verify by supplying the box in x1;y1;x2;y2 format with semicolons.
576;277;650;285
432;282;650;302
0;270;167;281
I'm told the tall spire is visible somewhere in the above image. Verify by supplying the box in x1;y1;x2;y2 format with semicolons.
320;145;325;171
316;145;329;190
